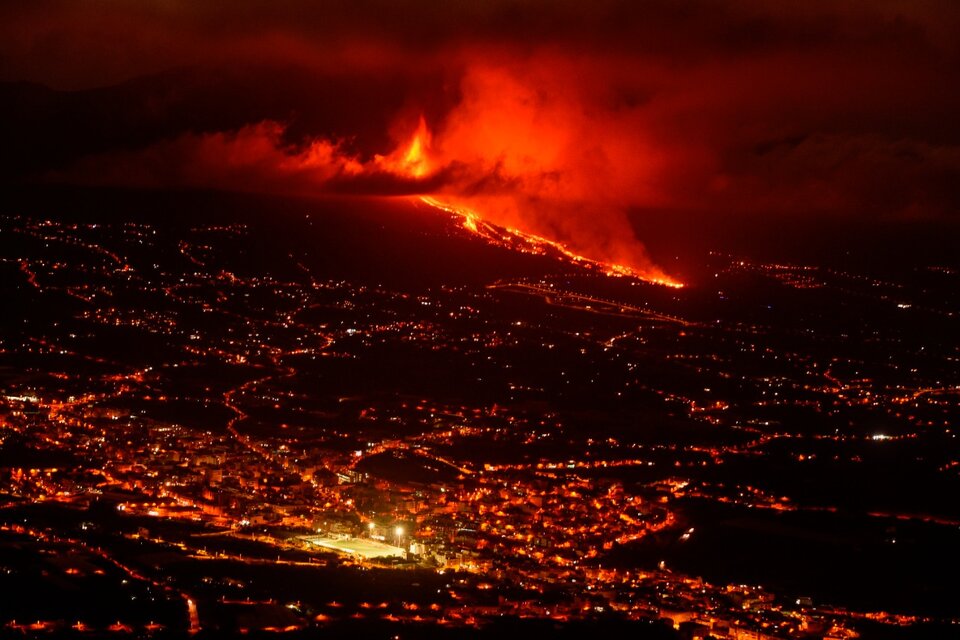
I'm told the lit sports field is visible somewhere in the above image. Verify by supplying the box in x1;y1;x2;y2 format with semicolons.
301;536;405;559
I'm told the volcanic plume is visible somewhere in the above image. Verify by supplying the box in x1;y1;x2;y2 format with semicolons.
391;60;684;284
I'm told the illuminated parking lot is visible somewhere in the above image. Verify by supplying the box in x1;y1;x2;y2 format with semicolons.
301;536;405;559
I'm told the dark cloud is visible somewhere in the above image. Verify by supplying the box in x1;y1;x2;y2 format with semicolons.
2;1;958;88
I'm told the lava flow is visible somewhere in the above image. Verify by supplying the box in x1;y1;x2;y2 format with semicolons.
385;118;682;288
419;196;683;287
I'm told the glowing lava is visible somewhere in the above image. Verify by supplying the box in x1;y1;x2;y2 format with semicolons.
419;196;683;288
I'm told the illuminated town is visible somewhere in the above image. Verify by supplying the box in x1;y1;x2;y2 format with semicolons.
0;194;957;637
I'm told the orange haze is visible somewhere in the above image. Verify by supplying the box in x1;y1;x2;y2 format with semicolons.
12;2;959;286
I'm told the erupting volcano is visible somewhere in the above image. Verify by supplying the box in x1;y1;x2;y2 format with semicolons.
376;116;683;287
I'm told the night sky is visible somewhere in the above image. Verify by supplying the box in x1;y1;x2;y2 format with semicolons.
2;1;959;276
